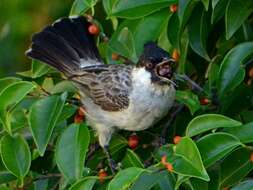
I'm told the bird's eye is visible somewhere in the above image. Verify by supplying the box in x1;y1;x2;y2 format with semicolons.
145;62;153;69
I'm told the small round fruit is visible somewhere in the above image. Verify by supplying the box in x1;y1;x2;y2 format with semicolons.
200;98;210;105
88;24;100;35
98;169;108;183
78;107;85;116
161;155;167;165
111;53;119;61
74;114;84;124
250;153;253;163
170;4;178;13
165;163;173;172
128;134;139;149
173;136;181;144
172;49;180;62
249;68;253;78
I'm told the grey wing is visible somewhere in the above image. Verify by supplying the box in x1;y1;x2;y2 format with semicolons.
71;65;133;111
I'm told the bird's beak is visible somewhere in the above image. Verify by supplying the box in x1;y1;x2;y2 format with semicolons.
155;58;175;80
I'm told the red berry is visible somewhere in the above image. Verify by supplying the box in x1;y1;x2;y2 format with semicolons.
161;155;167;165
98;169;108;183
128;134;139;149
88;24;100;35
78;107;85;117
250;153;253;163
170;4;178;13
165;163;173;172
173;136;181;144
200;98;210;105
74;114;84;124
172;49;180;62
249;68;253;78
111;53;119;61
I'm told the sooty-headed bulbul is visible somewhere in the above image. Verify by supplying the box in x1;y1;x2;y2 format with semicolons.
26;16;176;172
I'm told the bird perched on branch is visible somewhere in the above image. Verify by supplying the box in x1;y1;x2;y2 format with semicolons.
26;16;176;172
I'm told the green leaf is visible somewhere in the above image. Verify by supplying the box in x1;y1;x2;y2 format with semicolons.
108;167;145;190
130;171;175;190
224;122;253;143
218;42;253;96
197;132;242;167
0;171;16;185
106;0;177;19
109;9;170;62
220;147;253;188
167;13;180;49
55;123;90;183
225;0;253;39
70;0;96;16
186;114;242;137
0;135;31;181
31;60;51;78
0;77;21;94
122;149;144;168
176;90;201;115
231;179;253;190
211;0;228;24
188;4;210;61
174;137;209;181
69;177;96;190
51;81;77;94
28;93;67;156
201;0;209;11
178;0;197;29
0;81;35;134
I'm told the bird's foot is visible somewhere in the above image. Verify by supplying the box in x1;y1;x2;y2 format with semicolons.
103;145;119;174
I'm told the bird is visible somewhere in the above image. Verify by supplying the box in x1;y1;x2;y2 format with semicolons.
26;16;176;172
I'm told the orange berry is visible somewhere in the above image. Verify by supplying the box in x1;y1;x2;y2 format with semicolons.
200;98;210;105
161;155;167;165
249;68;253;78
172;49;180;62
173;136;181;144
250;153;253;163
98;169;108;183
74;114;84;124
128;134;139;149
170;4;178;13
165;163;173;172
88;24;100;35
78;107;85;116
111;53;119;61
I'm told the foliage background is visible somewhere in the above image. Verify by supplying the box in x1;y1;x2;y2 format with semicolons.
0;0;253;190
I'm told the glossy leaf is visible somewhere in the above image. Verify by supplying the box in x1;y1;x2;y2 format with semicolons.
231;179;253;190
225;122;253;143
211;0;228;24
31;60;51;78
69;177;96;190
122;149;144;168
188;5;210;61
174;137;209;181
186;114;242;137
0;77;21;94
28;93;67;156
106;0;177;19
51;81;77;94
0;81;35;133
225;0;253;39
0;171;16;185
109;9;170;62
70;0;96;16
196;132;242;167
0;135;31;180
167;13;180;49
201;0;209;11
108;167;145;190
178;0;197;29
220;147;253;188
55;123;90;182
218;42;253;96
176;90;201;115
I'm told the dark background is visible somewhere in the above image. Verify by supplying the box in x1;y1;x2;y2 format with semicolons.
0;0;73;77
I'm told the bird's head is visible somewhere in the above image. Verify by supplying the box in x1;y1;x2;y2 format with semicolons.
138;42;176;84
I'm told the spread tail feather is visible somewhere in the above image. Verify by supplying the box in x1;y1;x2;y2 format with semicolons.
26;16;103;76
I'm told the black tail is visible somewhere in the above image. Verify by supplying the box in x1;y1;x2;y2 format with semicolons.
26;16;103;76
